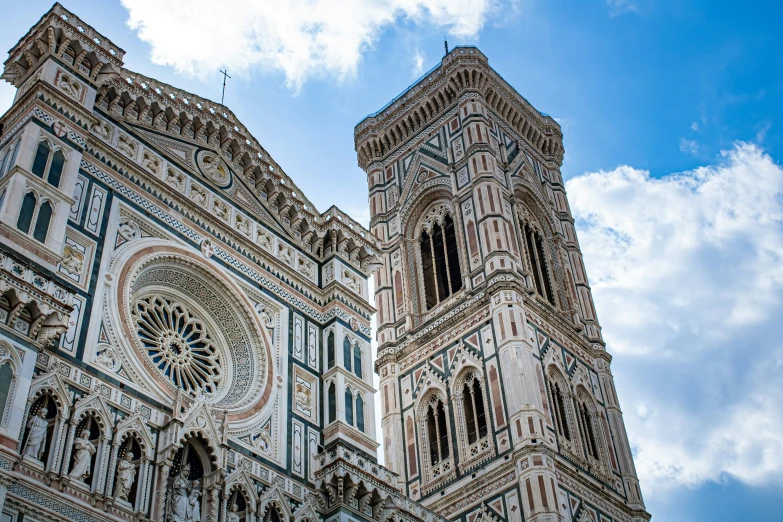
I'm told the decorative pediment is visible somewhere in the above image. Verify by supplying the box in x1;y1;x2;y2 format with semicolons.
226;467;259;511
258;484;293;521
292;497;320;522
72;392;115;437
114;412;155;459
28;370;72;416
413;366;448;406
448;341;484;380
180;399;223;457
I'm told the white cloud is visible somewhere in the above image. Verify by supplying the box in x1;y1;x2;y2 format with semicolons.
412;48;425;78
690;121;700;132
606;0;638;16
121;0;495;89
566;143;783;493
679;137;699;156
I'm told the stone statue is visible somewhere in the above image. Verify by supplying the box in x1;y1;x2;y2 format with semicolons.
187;488;202;522
227;503;240;522
22;408;49;460
114;451;137;501
68;432;96;481
171;465;202;522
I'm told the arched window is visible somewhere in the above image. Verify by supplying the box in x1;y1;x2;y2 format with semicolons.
579;401;599;459
345;389;354;426
327;331;335;369
267;508;281;522
522;220;555;305
31;141;50;177
343;336;351;372
30;140;66;188
47;150;65;187
16;192;36;234
0;140;20;178
425;397;449;465
228;490;249;522
549;379;571;441
420;213;462;310
356;394;365;432
0;363;12;424
353;343;362;379
33;201;52;243
328;382;336;423
462;374;488;444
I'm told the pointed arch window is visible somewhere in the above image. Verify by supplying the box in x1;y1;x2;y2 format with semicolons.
420;213;462;310
549;379;571;441
16;192;36;234
0;139;20;178
579;401;600;459
30;140;66;188
356;394;365;432
327;382;336;423
327;331;335;369
33;201;52;243
0;363;12;424
462;375;488;443
521;217;555;305
345;389;354;426
425;397;450;465
343;336;352;372
353;343;362;379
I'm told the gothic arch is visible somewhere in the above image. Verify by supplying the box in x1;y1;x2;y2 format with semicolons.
0;341;22;429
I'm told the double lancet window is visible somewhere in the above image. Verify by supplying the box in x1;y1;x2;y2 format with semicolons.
17;192;53;244
424;397;450;466
520;211;555;305
461;374;488;444
31;140;66;188
419;209;462;310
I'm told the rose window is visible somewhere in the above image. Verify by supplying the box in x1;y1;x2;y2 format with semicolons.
132;296;221;394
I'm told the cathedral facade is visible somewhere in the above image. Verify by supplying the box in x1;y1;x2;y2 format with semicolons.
0;4;649;522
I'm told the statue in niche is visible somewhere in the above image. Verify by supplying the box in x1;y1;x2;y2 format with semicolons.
227;504;240;522
69;430;96;481
114;450;138;501
171;465;202;522
188;488;202;521
22;408;49;460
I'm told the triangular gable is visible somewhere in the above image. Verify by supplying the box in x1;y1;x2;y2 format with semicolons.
449;341;484;378
28;371;73;415
464;333;480;351
258;484;293;520
487;498;505;518
133;127;197;171
226;467;259;507
180;399;222;456
292;497;319;522
73;392;115;436
115;412;155;459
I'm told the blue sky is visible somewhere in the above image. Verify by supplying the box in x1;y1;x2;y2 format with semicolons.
2;1;783;520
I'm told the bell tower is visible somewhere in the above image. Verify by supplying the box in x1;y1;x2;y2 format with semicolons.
355;48;650;522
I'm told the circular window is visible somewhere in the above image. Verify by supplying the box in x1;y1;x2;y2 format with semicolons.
132;296;221;394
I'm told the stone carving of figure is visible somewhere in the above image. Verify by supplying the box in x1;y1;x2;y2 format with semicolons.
57;73;81;99
171;466;192;522
143;152;160;174
257;230;272;250
213;200;229;221
61;245;84;275
114;451;137;501
22;408;49;460
68;431;96;481
187;488;202;522
190;186;207;207
278;245;293;266
167;169;184;190
227;504;240;522
295;382;311;411
118;136;137;158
